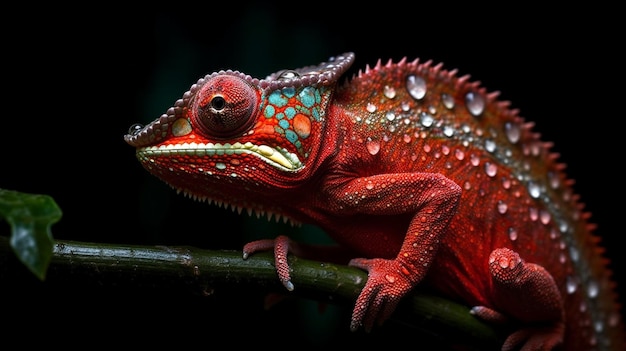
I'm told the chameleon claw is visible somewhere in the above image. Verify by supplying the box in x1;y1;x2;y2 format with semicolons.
282;280;294;291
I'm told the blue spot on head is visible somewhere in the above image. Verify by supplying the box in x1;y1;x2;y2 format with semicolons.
282;87;296;98
285;130;298;144
299;87;316;108
264;105;275;118
312;109;320;121
279;119;290;129
269;91;288;107
284;107;296;119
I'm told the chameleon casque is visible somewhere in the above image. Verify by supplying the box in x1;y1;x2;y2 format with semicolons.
125;52;625;350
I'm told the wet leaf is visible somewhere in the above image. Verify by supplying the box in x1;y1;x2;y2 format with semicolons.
0;188;61;280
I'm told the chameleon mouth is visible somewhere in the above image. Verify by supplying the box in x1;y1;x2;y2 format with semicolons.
137;142;303;171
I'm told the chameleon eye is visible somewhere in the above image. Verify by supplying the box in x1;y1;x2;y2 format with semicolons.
192;75;259;138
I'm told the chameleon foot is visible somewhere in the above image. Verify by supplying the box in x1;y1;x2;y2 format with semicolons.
243;235;295;291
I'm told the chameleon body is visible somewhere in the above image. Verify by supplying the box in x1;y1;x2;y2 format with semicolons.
125;53;624;350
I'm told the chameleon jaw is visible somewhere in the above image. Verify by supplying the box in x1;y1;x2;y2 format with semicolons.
137;141;303;171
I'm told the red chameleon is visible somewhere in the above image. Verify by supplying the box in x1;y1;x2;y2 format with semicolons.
125;52;625;350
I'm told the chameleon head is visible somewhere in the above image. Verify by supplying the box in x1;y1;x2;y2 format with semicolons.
124;53;355;205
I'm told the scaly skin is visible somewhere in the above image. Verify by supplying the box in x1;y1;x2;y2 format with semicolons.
125;53;625;350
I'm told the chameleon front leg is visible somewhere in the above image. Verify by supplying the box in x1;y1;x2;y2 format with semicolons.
243;172;461;332
471;248;565;351
329;172;462;332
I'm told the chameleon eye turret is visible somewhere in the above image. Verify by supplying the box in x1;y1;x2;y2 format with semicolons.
191;75;260;138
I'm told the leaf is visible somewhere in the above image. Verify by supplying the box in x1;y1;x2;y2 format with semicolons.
0;188;62;280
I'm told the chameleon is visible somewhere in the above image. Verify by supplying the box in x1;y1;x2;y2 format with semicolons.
125;52;625;350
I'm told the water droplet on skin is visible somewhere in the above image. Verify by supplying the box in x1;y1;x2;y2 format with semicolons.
548;171;560;189
407;75;427;100
128;123;144;135
454;149;465;160
385;274;396;283
386;112;396;121
366;140;380;155
570;245;580;262
384;85;396;99
419;112;434;127
465;92;485;116
470;154;480;166
527;181;541;198
497;200;507;214
529;207;539;221
485;139;496;153
366;103;377;113
540;210;551;224
588;280;599;298
485;162;497;177
550;228;559;239
508;227;518;241
441;93;455;109
401;101;410;111
498;257;509;268
594;320;604;333
443;126;454;137
566;276;578;294
366;181;374;190
403;134;411;143
505;122;521;144
501;178;511;189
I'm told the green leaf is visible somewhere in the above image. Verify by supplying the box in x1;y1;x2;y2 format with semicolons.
0;188;61;280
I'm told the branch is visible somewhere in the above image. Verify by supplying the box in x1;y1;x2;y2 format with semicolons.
0;235;503;350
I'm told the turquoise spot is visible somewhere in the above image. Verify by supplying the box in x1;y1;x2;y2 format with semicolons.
279;119;290;129
296;105;309;114
276;112;284;120
269;91;288;107
274;126;284;134
315;89;321;103
284;107;296;119
264;105;275;118
312;108;320;121
282;87;295;98
299;87;316;108
285;130;298;143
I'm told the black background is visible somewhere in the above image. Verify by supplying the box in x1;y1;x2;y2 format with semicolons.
1;4;622;348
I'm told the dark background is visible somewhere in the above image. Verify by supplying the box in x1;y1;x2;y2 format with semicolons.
1;4;622;348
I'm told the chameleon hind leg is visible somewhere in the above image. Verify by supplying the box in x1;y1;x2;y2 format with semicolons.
470;248;565;351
